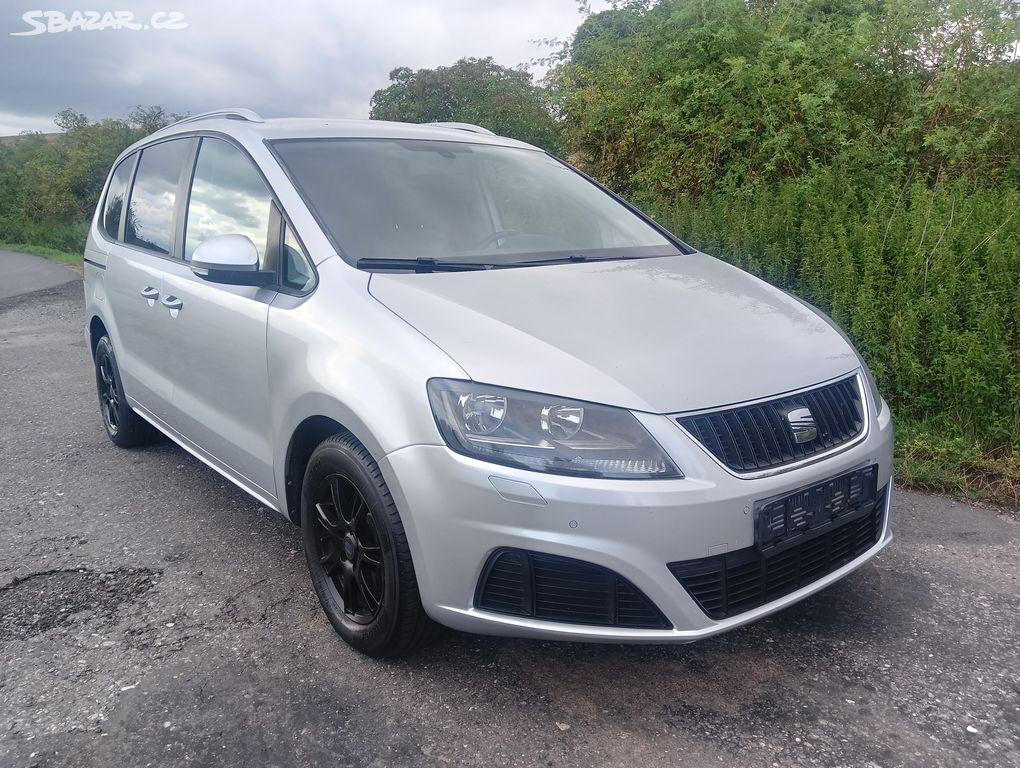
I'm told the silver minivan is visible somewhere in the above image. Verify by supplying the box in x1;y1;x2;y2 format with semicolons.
83;109;894;657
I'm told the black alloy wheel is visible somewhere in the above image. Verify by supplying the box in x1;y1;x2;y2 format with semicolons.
301;433;439;657
92;335;157;448
311;473;385;624
96;347;120;437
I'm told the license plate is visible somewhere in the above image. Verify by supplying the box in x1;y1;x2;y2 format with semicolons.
754;465;879;555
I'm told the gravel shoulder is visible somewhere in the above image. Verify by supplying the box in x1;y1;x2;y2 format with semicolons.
1;279;1017;768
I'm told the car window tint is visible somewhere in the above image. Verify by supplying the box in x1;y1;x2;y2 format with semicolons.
125;139;190;255
102;155;134;240
184;138;274;267
275;140;492;261
282;224;314;291
273;139;676;266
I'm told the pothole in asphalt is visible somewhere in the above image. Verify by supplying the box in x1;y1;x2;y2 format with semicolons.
0;567;159;642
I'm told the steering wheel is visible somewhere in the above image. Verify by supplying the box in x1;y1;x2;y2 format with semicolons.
475;229;521;250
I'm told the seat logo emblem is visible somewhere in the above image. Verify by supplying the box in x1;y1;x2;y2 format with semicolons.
785;407;818;444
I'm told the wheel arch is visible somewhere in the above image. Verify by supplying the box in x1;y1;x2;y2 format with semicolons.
88;315;108;359
283;415;348;524
281;405;395;525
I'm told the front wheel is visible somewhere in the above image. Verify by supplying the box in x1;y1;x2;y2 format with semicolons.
301;433;439;657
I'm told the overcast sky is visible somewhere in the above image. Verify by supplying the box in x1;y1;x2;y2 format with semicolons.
1;0;604;136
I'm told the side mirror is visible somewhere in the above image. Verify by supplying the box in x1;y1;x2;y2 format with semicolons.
191;234;271;286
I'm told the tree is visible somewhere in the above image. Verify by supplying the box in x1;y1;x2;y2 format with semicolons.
127;104;187;135
369;57;563;151
551;0;1020;195
54;108;89;132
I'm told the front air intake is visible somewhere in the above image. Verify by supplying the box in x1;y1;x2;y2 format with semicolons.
476;549;671;630
668;485;887;620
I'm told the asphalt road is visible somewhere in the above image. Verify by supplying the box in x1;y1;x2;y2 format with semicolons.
0;250;78;300
1;263;1018;768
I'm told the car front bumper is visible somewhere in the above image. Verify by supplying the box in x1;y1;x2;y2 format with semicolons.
379;398;894;643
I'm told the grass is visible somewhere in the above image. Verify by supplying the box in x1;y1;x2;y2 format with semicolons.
895;418;1019;507
0;241;81;266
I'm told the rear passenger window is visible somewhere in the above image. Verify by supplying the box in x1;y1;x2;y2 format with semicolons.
102;155;135;240
184;138;274;266
125;139;191;255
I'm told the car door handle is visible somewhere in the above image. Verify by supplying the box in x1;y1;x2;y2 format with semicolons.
140;286;159;304
161;296;183;312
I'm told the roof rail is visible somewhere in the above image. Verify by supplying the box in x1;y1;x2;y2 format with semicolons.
164;108;265;130
429;121;495;136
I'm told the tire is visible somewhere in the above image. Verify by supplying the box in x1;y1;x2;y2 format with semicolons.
93;335;158;448
301;432;439;657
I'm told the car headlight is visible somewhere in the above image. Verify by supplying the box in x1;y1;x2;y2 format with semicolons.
427;379;682;479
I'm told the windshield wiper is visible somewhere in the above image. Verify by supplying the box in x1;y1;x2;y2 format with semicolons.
509;253;637;267
356;257;493;272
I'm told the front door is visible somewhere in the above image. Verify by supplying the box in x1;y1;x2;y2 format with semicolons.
157;137;278;498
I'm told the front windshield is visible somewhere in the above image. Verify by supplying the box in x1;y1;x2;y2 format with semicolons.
271;138;681;268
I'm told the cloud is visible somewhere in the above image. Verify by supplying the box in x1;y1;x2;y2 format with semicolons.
0;0;601;135
0;110;59;135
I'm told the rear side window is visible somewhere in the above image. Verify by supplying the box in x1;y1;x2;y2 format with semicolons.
102;155;134;240
125;139;191;256
184;138;274;266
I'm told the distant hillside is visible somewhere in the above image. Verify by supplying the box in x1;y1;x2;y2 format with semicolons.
0;132;62;146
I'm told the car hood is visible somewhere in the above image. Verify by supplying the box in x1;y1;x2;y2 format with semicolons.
368;253;860;413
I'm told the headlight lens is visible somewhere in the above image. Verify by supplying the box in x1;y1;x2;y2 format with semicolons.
427;379;682;479
458;393;507;434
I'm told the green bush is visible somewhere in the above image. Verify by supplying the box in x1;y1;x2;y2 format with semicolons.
0;217;90;254
0;107;181;256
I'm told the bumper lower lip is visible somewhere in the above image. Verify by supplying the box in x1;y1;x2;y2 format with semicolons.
378;404;895;642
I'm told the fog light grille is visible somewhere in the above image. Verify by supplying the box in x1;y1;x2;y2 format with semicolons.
476;549;670;629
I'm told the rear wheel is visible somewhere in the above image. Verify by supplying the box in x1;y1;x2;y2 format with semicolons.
302;433;439;657
93;336;157;448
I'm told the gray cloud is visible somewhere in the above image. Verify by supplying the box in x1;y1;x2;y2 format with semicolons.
0;1;600;135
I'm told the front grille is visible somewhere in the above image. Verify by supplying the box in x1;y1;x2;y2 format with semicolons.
668;485;886;619
677;375;865;473
476;549;670;629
